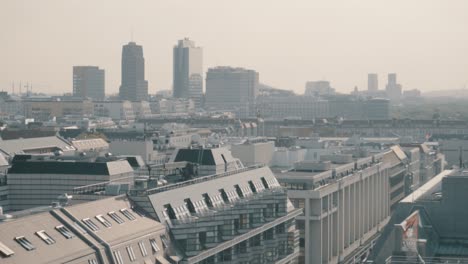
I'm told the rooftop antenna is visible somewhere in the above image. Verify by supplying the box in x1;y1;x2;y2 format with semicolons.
12;82;14;94
131;27;134;42
19;81;22;95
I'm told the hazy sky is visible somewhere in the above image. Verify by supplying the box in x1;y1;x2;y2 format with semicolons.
1;0;468;95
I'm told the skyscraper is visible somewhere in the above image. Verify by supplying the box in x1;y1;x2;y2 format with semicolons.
205;66;259;118
368;73;379;91
386;73;402;101
119;42;148;101
72;66;105;100
173;38;203;108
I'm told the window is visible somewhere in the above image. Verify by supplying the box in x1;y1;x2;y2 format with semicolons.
88;259;98;264
82;218;100;231
160;235;169;249
108;211;125;224
234;185;244;198
149;238;160;253
261;177;270;189
96;215;112;228
219;189;230;203
0;241;14;257
113;250;124;264
14;236;35;251
248;181;257;193
120;208;137;221
55;225;74;239
126;246;136;261
138;241;148;257
203;193;214;208
184;198;196;214
35;230;55;245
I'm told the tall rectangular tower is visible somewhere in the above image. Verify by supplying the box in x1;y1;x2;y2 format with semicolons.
73;66;105;100
205;66;259;118
173;38;203;108
119;42;148;101
368;73;379;91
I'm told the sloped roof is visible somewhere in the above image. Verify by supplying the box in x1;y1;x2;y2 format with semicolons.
8;159;132;175
0;136;74;157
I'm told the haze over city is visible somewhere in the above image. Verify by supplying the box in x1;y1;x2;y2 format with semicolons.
2;0;468;94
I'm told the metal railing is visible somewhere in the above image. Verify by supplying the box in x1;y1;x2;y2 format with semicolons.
385;255;468;264
132;164;266;196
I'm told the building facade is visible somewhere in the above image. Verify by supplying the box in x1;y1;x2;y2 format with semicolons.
119;42;148;101
304;81;335;96
130;164;302;264
173;38;203;108
205;67;259;118
367;73;378;92
73;66;105;100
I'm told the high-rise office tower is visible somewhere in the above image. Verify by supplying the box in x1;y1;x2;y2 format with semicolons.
387;73;397;87
119;42;148;101
173;38;203;108
368;73;379;91
386;73;402;101
73;66;105;100
205;66;259;118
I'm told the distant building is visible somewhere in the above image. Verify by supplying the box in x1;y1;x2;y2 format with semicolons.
205;67;259;118
149;98;195;115
365;98;391;120
385;73;402;101
403;89;421;99
72;66;105;100
93;101;135;123
23;99;94;121
329;96;390;120
131;101;152;119
257;95;329;120
173;38;203;108
119;42;148;101
231;139;275;166
0;135;75;159
304;81;335;96
368;73;378;91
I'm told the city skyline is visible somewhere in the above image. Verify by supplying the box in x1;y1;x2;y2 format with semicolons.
2;0;468;95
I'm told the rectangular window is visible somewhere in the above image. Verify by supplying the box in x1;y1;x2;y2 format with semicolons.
234;185;244;198
149;238;160;253
113;250;124;264
138;241;148;257
96;215;112;228
82;218;100;231
14;236;35;251
126;246;136;261
120;208;137;221
55;225;74;239
160;235;169;249
0;241;15;257
35;230;56;245
108;211;125;224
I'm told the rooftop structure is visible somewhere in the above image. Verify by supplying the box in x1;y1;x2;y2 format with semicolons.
370;169;468;262
6;154;134;211
0;136;75;159
130;164;301;264
0;195;169;264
